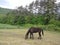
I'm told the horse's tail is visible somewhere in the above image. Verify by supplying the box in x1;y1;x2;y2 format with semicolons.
25;30;30;39
42;29;44;36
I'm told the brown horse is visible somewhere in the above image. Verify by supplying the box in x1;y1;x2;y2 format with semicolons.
25;27;44;39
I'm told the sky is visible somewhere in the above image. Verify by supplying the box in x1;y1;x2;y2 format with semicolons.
0;0;60;9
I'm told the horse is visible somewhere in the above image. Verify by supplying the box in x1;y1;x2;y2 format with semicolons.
25;27;44;39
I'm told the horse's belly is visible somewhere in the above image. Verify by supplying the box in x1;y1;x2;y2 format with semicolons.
33;31;38;33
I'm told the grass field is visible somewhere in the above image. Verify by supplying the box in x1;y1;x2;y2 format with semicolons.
0;29;60;45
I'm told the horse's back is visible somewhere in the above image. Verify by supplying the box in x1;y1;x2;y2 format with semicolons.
29;27;42;33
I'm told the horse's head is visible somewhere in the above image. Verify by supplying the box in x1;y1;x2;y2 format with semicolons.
25;35;28;39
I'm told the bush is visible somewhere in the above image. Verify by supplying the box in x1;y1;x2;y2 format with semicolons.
49;19;60;27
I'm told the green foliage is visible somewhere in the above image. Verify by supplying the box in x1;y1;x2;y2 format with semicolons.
49;19;60;27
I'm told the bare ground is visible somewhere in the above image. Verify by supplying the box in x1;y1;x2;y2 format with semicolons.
0;29;60;45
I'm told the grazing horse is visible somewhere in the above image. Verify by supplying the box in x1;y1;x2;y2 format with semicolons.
25;27;44;39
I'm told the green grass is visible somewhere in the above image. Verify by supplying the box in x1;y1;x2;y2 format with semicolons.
0;23;20;29
0;29;60;45
0;23;60;32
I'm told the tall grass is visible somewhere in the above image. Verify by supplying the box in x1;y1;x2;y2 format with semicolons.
0;23;60;32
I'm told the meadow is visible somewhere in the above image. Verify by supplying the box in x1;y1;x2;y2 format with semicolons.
0;23;60;45
0;29;60;45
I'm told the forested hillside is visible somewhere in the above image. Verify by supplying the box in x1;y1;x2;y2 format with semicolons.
0;7;12;15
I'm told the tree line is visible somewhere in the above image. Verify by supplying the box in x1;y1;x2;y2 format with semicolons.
0;0;60;26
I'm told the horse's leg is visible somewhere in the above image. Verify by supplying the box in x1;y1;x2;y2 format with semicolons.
38;32;42;39
30;33;32;39
31;33;34;39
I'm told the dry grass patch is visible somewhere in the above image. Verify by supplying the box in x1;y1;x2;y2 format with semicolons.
0;29;60;45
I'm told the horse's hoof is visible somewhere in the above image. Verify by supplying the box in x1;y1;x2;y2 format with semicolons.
25;37;28;40
38;37;42;39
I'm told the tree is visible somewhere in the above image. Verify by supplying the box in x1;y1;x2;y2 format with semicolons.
28;1;34;13
56;2;60;20
40;0;56;25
